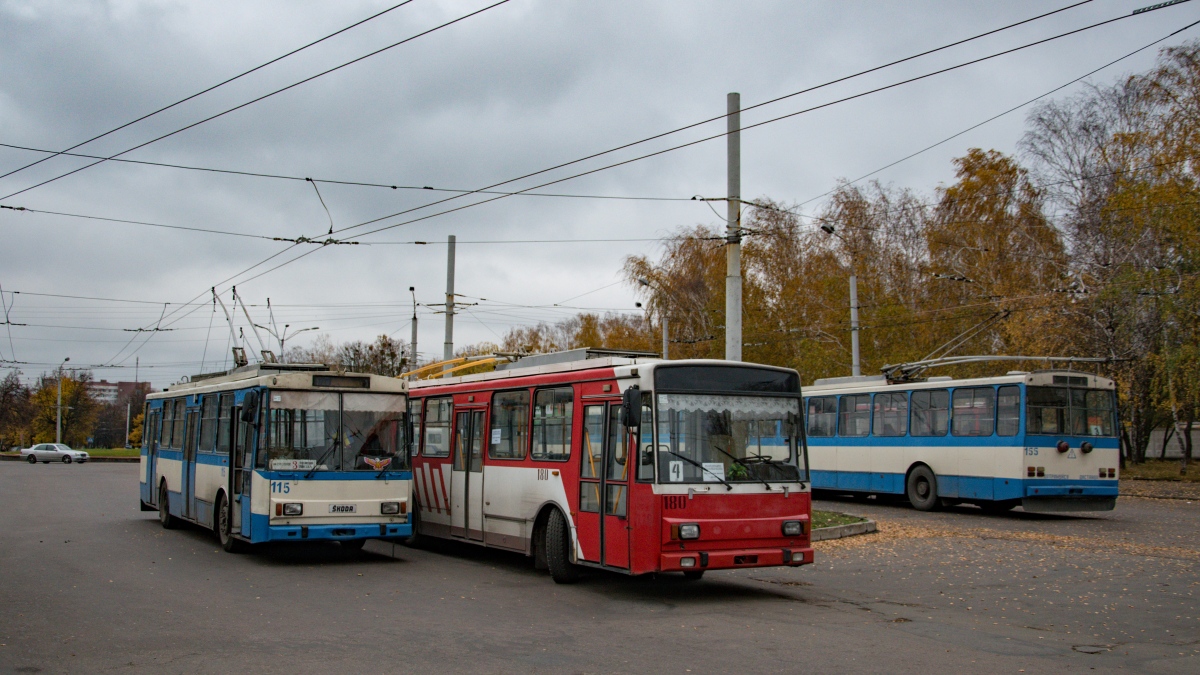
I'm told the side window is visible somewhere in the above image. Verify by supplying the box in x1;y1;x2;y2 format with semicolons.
838;394;871;437
489;390;530;460
997;386;1020;437
873;392;908;437
805;396;837;437
952;387;996;437
911;390;949;437
532;387;572;461
216;394;233;455
171;399;186;449
407;399;423;457
423;398;452;458
637;400;654;481
199;395;218;452
159;402;173;448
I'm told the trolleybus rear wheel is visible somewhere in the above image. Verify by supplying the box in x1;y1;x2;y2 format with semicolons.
158;483;179;529
981;499;1017;514
682;570;705;581
906;466;940;512
403;505;424;548
545;508;580;584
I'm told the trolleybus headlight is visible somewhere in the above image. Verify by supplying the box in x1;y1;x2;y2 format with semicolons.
282;503;303;516
381;501;401;515
678;523;700;540
1080;441;1094;454
782;520;804;536
1056;440;1070;453
680;557;697;568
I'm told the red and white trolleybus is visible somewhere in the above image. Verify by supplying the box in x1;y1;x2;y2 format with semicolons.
406;349;813;582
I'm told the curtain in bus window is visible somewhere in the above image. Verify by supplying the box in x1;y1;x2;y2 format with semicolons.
265;391;340;471
655;394;801;484
838;395;871;437
532;388;572;461
216;394;233;455
806;396;837;437
407;399;422;458
952;387;995;436
997;386;1020;436
171;399;186;448
911;390;949;436
872;393;908;437
199;395;218;452
637;401;654;481
489;390;530;460
423;398;452;457
343;393;406;470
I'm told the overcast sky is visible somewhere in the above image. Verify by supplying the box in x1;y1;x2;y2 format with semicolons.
1;0;1196;388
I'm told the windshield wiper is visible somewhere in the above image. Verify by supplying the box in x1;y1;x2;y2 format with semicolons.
662;449;733;491
710;444;773;490
304;444;339;479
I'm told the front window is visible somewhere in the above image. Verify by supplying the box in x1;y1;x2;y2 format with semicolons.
262;390;408;471
1026;386;1115;436
655;393;804;484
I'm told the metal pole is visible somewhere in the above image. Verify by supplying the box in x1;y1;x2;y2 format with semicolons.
725;92;742;362
849;273;861;377
662;315;669;360
443;235;456;378
125;403;131;448
409;286;418;370
56;370;63;444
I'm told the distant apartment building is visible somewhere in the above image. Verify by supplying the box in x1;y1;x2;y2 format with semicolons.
86;380;151;404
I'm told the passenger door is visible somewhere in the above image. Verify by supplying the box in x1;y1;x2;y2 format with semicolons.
576;403;630;569
182;411;198;519
450;410;485;541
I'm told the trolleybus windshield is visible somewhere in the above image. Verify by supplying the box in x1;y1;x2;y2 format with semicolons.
261;390;407;472
655;393;804;484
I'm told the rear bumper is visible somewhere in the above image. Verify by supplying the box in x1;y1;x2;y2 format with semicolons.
261;522;412;542
1025;484;1117;498
660;546;813;572
1022;496;1117;512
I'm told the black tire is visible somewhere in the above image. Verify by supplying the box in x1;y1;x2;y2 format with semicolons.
402;505;424;548
682;570;705;581
545;509;580;584
62;455;72;464
158;483;178;529
341;539;367;551
906;465;940;512
27;454;36;464
215;493;243;552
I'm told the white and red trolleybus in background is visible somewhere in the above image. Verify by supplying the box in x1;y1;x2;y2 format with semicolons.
406;349;813;583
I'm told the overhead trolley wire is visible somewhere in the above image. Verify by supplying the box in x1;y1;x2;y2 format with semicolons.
0;0;418;184
0;0;514;202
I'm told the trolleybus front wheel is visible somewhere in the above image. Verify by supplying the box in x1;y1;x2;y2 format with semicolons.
545;508;580;584
906;466;940;512
341;539;367;551
215;493;244;553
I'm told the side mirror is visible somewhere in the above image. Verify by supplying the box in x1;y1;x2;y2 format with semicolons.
240;390;260;424
621;386;642;429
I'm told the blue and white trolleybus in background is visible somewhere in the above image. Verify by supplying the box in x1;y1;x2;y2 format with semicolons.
139;363;412;551
804;368;1119;512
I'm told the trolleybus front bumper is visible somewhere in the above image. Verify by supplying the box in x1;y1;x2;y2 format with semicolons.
255;520;412;542
660;546;814;572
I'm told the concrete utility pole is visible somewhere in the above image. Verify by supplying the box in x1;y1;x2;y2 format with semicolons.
662;315;669;360
725;92;742;362
409;286;418;370
56;357;69;444
849;274;861;377
124;403;131;448
443;235;456;378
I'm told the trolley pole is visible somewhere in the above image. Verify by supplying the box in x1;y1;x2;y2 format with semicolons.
409;286;418;370
443;235;456;378
725;92;742;362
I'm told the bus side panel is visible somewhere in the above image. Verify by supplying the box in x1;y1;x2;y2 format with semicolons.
807;439;837;489
480;464;561;552
193;453;227;529
139;450;149;502
994;437;1026;501
250;471;270;541
156;450;183;514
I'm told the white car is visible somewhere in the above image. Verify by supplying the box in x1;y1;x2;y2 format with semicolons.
21;444;89;464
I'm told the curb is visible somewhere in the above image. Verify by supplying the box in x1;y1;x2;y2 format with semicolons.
812;519;877;542
0;454;139;463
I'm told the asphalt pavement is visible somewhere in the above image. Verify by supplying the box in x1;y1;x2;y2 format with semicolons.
1;463;1196;674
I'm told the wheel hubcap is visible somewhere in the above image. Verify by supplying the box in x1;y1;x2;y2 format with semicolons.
917;480;930;499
